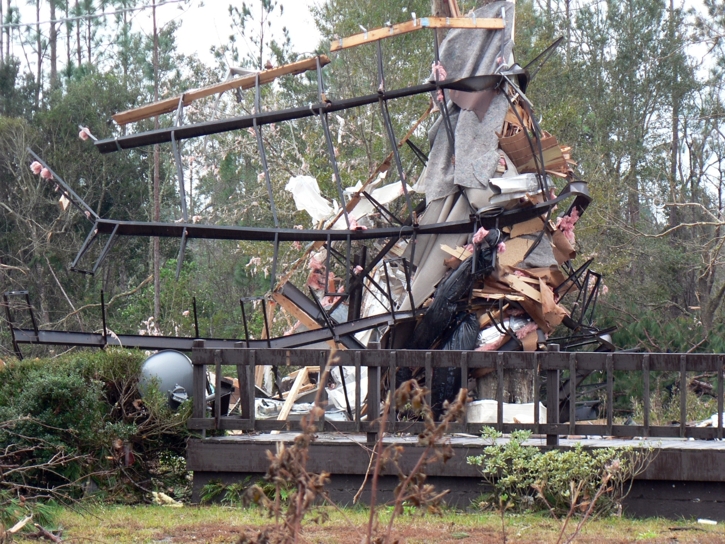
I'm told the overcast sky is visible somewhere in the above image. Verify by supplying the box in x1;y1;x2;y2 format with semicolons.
7;0;322;73
149;0;322;67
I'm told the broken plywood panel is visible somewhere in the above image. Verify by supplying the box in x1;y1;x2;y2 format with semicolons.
510;216;544;238
498;236;534;268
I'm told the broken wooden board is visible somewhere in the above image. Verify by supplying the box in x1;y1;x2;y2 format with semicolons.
498;130;568;174
270;291;339;350
476;303;509;328
504;274;542;303
330;16;505;52
471;292;525;302
440;244;472;260
282;383;315;399
288;366;320;380
112;55;331;125
272;367;309;434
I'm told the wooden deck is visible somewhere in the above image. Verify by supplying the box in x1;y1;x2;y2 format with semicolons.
188;432;725;519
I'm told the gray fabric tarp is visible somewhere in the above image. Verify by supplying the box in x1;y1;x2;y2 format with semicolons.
402;1;516;311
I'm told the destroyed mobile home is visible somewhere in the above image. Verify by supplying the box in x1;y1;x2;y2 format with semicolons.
5;2;613;427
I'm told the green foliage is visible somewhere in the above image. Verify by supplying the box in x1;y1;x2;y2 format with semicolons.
199;476;255;506
468;428;654;516
0;348;192;507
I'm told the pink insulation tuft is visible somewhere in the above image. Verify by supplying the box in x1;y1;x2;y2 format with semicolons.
472;227;489;245
515;322;538;340
556;207;580;244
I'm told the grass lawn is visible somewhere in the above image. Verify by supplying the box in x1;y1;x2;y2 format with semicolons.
11;504;725;543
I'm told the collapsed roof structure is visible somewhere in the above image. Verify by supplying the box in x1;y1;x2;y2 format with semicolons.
5;1;612;419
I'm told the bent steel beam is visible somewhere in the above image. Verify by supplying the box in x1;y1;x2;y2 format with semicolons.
94;74;518;153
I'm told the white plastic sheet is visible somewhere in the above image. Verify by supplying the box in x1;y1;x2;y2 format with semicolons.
285;175;336;223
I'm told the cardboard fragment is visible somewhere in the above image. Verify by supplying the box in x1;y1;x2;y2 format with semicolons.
551;228;576;265
498;130;568;174
449;88;496;121
510;216;544;238
58;194;70;211
539;278;568;329
519;297;551;333
444;256;462;269
497;237;533;268
522;330;538;351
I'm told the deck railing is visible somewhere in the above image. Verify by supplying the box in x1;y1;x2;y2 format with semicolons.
189;342;725;445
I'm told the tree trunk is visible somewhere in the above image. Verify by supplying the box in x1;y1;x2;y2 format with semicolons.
49;0;58;88
86;8;91;64
152;0;161;320
65;1;71;76
76;0;82;66
5;0;10;60
476;370;535;404
35;0;41;108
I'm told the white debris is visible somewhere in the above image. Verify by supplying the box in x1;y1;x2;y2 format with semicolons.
285;175;336;223
467;400;547;424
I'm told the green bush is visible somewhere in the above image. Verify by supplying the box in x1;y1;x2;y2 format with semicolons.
0;348;192;508
467;428;654;517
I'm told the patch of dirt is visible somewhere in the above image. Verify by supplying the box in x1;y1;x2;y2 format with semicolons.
152;521;246;543
155;522;725;544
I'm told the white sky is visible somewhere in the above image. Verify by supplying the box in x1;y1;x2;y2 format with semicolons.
8;0;321;73
140;0;322;67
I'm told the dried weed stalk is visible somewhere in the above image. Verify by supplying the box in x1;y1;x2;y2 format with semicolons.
238;352;358;544
366;380;467;544
236;360;466;544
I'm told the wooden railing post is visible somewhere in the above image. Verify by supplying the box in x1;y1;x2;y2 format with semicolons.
192;339;206;437
367;358;381;445
546;344;560;447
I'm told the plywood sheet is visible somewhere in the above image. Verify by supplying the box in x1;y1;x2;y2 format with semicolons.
498;236;533;268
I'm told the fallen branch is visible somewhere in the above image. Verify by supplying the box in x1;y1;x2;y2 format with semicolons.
50;274;153;327
30;523;62;542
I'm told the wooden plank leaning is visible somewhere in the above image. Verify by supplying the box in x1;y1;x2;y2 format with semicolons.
271;367;310;435
112;55;331;125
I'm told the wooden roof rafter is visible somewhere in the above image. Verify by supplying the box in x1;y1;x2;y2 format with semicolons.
112;55;331;126
329;15;505;52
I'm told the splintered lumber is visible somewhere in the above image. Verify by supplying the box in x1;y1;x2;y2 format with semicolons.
283;383;315;399
440;244;472;260
330;16;505;52
270;291;339;350
112;55;331;125
274;367;309;430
